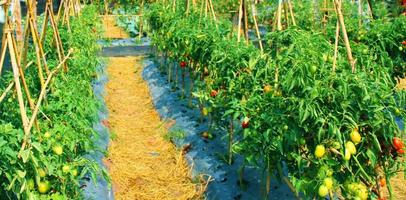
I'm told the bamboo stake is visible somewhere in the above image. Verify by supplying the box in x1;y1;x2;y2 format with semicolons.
204;0;208;18
0;31;8;75
287;0;296;26
0;82;14;103
237;0;243;42
358;0;362;27
186;0;189;15
242;0;249;43
7;29;30;138
251;2;263;52
13;0;23;52
47;0;68;71
277;0;283;30
332;21;340;72
40;1;49;45
366;0;373;19
283;1;289;27
208;0;217;21
333;0;355;72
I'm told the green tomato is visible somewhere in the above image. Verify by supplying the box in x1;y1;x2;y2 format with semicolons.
44;132;51;139
62;165;70;174
343;148;351;161
71;169;78;177
27;179;35;190
38;169;46;178
310;65;317;74
53;145;63;156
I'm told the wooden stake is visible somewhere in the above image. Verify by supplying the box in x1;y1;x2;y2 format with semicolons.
237;0;243;42
208;0;217;21
332;21;340;72
358;0;362;27
333;0;355;72
251;2;263;51
287;0;296;26
242;0;249;43
7;28;30;139
277;0;282;30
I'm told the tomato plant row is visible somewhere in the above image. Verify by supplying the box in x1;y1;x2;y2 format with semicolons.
0;6;106;199
147;2;405;199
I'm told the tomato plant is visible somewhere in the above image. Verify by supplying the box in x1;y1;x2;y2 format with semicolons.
146;1;405;199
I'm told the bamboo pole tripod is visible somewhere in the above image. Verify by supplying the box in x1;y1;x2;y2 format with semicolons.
0;0;74;155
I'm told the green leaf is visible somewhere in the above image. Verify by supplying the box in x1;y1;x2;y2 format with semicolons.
19;149;30;163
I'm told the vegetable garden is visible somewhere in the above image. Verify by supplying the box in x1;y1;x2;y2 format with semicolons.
0;0;405;199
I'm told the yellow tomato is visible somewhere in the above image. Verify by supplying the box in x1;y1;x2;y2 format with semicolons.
318;185;329;197
346;141;357;155
323;177;334;189
315;145;326;158
350;129;361;144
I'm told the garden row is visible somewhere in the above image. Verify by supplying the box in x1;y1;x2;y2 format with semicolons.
0;5;105;199
146;1;405;199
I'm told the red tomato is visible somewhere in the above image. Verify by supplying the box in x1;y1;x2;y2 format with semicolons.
402;41;406;45
397;148;404;155
393;137;404;150
180;61;187;68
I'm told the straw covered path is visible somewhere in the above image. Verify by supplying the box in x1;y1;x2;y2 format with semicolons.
101;16;202;200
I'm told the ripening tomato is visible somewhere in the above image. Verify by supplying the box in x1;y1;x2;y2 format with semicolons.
241;117;250;129
393;137;404;150
380;178;386;187
210;90;218;97
263;85;272;93
397;148;404;154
